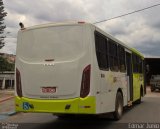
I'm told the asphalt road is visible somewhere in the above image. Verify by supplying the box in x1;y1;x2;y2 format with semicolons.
1;88;160;129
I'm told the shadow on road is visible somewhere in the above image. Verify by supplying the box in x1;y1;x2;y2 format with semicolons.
27;117;117;129
2;99;154;129
18;105;143;129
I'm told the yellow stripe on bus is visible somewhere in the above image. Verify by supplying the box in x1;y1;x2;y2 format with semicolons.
15;96;96;114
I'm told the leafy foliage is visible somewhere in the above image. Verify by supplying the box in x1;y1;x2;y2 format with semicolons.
0;0;7;48
0;56;14;71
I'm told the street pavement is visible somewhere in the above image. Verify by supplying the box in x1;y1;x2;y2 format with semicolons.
145;86;160;97
0;89;15;120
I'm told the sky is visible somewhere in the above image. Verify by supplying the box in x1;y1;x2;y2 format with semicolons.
0;0;160;57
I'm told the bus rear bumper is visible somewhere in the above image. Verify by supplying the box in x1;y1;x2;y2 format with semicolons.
15;96;96;114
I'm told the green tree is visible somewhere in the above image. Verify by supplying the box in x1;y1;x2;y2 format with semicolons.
0;57;14;71
0;0;7;48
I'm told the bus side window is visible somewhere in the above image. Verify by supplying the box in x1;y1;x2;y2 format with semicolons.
118;45;126;72
108;39;119;72
132;54;136;73
95;31;109;70
139;57;143;73
132;54;142;73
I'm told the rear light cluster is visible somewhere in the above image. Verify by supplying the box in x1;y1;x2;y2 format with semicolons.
80;65;91;98
16;68;22;97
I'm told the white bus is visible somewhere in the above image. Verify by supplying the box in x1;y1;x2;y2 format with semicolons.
15;22;144;120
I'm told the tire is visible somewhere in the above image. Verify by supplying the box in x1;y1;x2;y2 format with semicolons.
113;92;123;120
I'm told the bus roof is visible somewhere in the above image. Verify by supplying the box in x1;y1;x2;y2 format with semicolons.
20;21;89;31
130;47;144;58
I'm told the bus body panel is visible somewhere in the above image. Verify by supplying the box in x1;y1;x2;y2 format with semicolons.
16;57;82;99
15;96;96;114
16;24;91;100
91;27;128;114
94;71;128;114
16;23;96;114
15;22;144;115
133;73;144;101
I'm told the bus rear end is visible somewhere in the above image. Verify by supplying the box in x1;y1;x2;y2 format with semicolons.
15;23;96;115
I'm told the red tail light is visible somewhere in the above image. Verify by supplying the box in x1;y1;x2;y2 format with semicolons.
16;68;22;97
80;65;91;98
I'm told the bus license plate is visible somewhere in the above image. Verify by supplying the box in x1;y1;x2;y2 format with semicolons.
41;87;56;93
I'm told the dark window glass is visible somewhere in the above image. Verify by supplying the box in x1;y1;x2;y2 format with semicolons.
95;32;109;70
118;45;126;72
95;31;127;73
139;57;143;73
141;60;144;73
108;39;119;71
132;54;135;72
132;54;143;73
132;54;137;73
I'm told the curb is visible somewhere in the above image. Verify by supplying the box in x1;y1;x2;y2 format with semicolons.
0;111;18;120
0;111;18;116
0;96;14;103
7;111;18;116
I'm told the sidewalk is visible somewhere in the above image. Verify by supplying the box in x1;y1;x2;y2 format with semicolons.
145;86;160;97
0;89;16;119
0;89;14;103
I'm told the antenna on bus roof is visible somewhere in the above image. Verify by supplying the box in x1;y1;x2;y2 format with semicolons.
19;22;25;30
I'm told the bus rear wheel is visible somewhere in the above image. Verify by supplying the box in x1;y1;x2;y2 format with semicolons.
113;92;123;120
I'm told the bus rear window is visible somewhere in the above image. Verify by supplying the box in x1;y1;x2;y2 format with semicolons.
17;26;84;61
